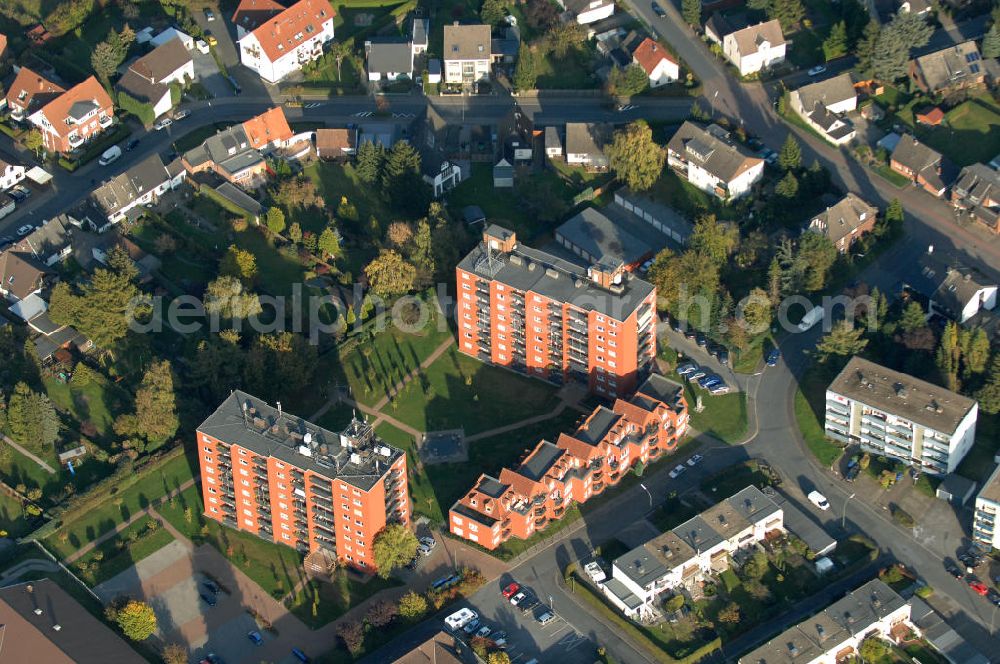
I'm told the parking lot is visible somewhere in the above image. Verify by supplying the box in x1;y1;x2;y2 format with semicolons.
446;581;596;664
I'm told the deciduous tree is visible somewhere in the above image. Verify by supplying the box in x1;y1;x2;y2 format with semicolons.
606;64;649;96
718;602;742;625
524;0;559;30
366;600;398;627
606;120;664;192
480;0;507;25
161;643;187;664
546;22;585;58
689;213;738;264
365;250;416;297
266;207;286;235
220;245;258;284
815;321;868;362
205;276;262;319
372;523;419;578
399;591;428;619
115;600;157;641
318;227;342;260
336;620;364;654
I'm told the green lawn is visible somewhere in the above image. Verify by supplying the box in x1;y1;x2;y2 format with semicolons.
300;54;364;93
304;161;391;235
534;45;602;90
72;519;176;586
157;485;306;598
0;492;31;538
287;574;402;628
917;94;1000;167
685;383;748;444
794;366;845;467
338;297;453;407
872;164;910;188
44;453;195;558
732;333;774;374
43;374;130;440
648;169;741;220
232;227;309;297
390;347;561;436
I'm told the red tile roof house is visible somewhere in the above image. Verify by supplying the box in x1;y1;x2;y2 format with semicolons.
4;66;65;122
631;37;680;88
27;76;114;155
449;374;688;550
233;0;336;83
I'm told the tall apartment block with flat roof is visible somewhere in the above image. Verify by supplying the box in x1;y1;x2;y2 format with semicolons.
456;225;657;398
825;357;978;474
197;392;410;573
973;465;1000;548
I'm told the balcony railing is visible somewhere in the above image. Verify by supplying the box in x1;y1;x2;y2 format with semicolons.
98;114;113;128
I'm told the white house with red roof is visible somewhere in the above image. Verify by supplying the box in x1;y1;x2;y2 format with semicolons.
28;76;114;154
631;38;679;88
234;0;336;83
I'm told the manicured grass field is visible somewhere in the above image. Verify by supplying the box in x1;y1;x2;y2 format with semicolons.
390;348;562;436
920;94;1000;167
0;492;31;538
43;374;130;440
534;46;602;90
685;383;748;444
794;387;844;467
287;574;402;628
44;453;195;558
157;485;306;598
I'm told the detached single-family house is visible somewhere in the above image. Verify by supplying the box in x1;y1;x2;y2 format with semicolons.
631;38;679;88
242;106;294;150
560;0;615;25
28;76;114;155
903;252;997;324
789;73;857;145
0;249;48;303
366;40;414;82
89;154;180;226
151;27;195;50
805;193;877;253
234;0;336;83
116;37;194;121
315;128;357;160
666;121;764;200
419;106;464;197
545;126;563;161
910;41;988;96
951;163;1000;233
891;135;947;196
5;67;64;122
12;214;75;266
0;155;26;191
566;122;612;170
443;23;491;86
723;20;786;76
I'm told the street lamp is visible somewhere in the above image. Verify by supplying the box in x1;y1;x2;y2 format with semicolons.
640;483;653;510
842;492;856;529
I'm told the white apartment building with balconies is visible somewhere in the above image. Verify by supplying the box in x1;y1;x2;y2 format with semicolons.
603;486;784;619
973;465;1000;549
825;357;978;475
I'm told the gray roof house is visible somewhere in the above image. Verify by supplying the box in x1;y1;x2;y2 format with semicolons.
666;121;764;200
901;252;998;324
805;192;877;252
12;213;76;266
565;122;612;170
950;163;1000;233
88;154;178;227
789;73;857;145
891;135;948;196
366;40;415;82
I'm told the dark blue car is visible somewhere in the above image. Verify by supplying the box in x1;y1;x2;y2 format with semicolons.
766;349;781;366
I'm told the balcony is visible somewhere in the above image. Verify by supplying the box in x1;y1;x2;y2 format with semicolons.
98;114;113;128
67;133;84;148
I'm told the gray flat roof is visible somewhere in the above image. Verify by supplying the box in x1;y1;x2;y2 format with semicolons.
575;406;621;445
829;356;977;435
556;207;652;267
603;577;643;610
198;390;403;491
457;229;655;320
518;441;564;481
615;540;669;588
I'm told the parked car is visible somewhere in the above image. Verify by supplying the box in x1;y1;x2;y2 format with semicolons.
174;109;191;120
291;648;310;663
502;582;520;599
807;491;830;510
669;464;687;479
99;145;122;165
536;608;556;625
510;591;528;607
945;563;964;579
687;454;704;467
698;374;722;389
247;631;264;646
676;362;698;376
125;138;140;151
845;465;861;482
695;333;707;347
689;370;708;381
968;579;989;596
462;618;481;634
153;117;173;131
651;1;666;16
16;224;33;236
8;189;27;203
203;580;220;595
709;385;731;395
518;595;539;613
807;65;827;76
11;185;30;199
766;349;781;366
205;32;218;47
204;7;216;20
717;348;729;365
475;625;492;638
418;543;433;556
196;39;210;54
200;592;217;607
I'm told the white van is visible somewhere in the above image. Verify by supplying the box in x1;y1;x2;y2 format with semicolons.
443;607;477;632
797;306;824;332
98;145;122;166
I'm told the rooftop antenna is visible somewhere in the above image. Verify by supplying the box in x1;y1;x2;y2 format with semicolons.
242;401;249;427
277;401;282;419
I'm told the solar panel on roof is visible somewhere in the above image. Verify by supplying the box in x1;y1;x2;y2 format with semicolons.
970;64;980;74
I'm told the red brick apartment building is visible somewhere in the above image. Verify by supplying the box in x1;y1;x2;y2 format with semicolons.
197;392;410;573
449;373;688;550
456;225;657;399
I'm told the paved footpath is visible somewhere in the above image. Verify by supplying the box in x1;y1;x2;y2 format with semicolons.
2;433;56;474
63;478;197;564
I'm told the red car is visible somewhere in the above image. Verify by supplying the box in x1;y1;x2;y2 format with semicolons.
501;582;520;599
969;580;989;596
